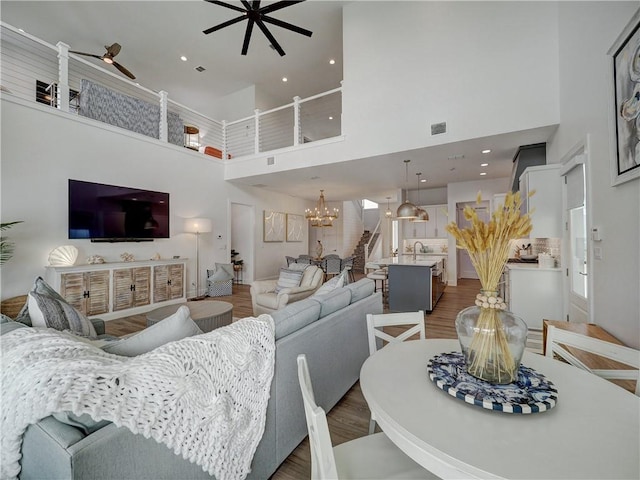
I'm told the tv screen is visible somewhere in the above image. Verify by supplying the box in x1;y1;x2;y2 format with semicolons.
69;179;170;241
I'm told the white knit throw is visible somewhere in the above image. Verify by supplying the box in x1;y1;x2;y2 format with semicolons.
1;315;275;480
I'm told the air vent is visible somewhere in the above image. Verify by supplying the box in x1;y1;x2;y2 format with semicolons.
267;156;275;165
431;122;447;135
194;65;206;73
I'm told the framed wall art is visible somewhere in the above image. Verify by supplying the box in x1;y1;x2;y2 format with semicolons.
609;8;640;186
263;210;285;242
286;213;304;242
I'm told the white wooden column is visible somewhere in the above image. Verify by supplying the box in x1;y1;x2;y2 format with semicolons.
56;41;70;112
293;96;301;146
222;120;228;160
159;90;168;142
254;109;260;154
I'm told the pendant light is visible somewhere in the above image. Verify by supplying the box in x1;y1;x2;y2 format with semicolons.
385;196;393;218
396;160;418;219
412;172;429;222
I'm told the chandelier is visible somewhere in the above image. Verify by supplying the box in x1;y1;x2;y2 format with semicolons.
305;190;339;227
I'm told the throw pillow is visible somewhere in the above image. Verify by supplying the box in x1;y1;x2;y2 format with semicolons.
28;292;97;338
52;412;110;435
101;305;202;357
274;268;304;294
216;263;235;278
207;263;234;282
286;262;309;272
15;276;67;326
311;273;345;298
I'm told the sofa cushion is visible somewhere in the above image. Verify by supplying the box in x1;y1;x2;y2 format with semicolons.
15;276;67;326
0;318;28;335
313;288;352;318
299;265;320;286
346;278;375;303
28;292;97;338
312;271;346;298
102;305;201;357
271;298;321;340
274;268;304;294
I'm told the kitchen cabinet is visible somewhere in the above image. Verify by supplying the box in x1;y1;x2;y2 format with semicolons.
113;266;151;311
519;164;562;238
59;270;110;316
401;204;448;239
46;259;186;320
153;263;185;303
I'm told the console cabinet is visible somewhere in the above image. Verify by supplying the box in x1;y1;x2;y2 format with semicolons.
46;259;187;320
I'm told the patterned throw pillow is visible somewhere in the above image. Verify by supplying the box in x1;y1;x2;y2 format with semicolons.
28;292;97;338
274;268;304;294
15;276;68;326
286;263;309;272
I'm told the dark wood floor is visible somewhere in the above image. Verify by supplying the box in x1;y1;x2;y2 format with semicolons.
105;276;482;480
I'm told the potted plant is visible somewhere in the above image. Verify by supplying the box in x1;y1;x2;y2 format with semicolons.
0;221;22;264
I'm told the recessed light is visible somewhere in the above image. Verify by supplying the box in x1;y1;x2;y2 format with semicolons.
481;163;488;167
180;56;188;62
420;179;427;183
329;59;335;65
329;116;333;120
282;77;288;82
480;172;487;176
482;149;491;154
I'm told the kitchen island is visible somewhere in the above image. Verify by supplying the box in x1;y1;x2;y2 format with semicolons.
370;257;445;312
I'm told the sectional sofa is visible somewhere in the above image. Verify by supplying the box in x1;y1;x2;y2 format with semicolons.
7;277;382;479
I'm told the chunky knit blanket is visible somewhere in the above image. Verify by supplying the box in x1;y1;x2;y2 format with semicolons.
1;315;275;480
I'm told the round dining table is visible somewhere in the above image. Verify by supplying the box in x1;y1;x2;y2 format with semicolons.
360;339;639;480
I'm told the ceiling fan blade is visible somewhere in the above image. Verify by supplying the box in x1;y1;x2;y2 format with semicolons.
105;43;121;57
203;15;246;35
204;0;247;14
259;0;305;15
255;19;285;56
261;15;312;37
240;0;252;10
112;61;136;80
69;51;103;60
241;18;255;55
251;0;261;8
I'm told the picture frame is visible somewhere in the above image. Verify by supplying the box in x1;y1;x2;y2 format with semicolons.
608;8;640;186
263;210;285;242
286;213;304;242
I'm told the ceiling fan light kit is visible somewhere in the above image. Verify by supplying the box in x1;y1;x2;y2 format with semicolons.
203;0;312;56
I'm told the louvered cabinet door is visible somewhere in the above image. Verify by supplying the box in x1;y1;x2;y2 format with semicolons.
113;268;134;311
133;267;151;307
85;271;109;316
168;264;184;299
153;265;169;303
60;272;86;312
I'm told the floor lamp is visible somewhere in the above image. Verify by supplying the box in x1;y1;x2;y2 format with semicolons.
184;217;212;300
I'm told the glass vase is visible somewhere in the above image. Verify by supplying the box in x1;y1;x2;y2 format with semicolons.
455;291;528;384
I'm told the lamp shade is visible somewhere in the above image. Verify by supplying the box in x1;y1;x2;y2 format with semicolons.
184;218;212;233
396;201;418;219
412;207;429;222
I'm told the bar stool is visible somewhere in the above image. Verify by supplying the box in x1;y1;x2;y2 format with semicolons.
366;268;388;304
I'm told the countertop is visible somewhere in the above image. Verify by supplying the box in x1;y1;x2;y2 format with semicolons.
400;252;447;257
369;257;439;267
506;263;561;272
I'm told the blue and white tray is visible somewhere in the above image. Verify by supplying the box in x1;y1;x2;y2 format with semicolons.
427;352;558;414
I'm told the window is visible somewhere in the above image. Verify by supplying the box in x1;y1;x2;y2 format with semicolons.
362;199;378;209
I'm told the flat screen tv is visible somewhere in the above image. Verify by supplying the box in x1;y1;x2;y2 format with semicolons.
69;179;170;241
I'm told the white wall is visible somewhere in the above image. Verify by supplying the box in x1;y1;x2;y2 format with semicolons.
226;1;561;180
546;2;640;347
446;177;511;285
207;85;256;122
0;97;310;299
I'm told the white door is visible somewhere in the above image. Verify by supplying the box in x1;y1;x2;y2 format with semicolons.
456;201;490;279
561;148;590;323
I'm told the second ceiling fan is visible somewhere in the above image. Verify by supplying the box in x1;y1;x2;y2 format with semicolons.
203;0;312;56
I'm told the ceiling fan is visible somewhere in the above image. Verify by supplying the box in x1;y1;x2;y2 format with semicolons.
203;0;312;56
69;43;136;80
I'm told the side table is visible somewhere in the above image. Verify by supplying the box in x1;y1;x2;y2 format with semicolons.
233;265;243;284
146;300;233;332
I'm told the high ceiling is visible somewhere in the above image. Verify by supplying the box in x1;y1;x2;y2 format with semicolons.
1;1;557;202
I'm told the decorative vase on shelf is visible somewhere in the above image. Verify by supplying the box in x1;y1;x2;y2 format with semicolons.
455;291;528;384
316;240;323;259
446;190;534;384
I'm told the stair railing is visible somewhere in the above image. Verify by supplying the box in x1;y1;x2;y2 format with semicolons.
364;219;382;265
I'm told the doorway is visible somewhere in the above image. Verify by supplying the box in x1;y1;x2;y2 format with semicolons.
456;201;490;279
230;202;255;284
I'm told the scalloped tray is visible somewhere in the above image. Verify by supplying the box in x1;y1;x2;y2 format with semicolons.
427;352;558;414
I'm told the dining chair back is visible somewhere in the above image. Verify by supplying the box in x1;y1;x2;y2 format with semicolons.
285;256;297;266
341;256;355;283
366;311;426;356
321;256;342;279
297;255;312;265
297;354;435;480
546;325;640;396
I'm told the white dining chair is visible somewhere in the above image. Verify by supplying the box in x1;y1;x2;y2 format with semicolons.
297;354;437;480
366;311;425;433
546;325;640;396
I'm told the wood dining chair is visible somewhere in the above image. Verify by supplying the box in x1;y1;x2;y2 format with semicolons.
297;354;436;480
366;311;426;433
545;325;640;396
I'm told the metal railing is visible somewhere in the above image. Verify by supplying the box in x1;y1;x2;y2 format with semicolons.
1;22;342;160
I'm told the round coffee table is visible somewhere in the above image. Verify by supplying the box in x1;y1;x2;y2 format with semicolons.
146;300;233;332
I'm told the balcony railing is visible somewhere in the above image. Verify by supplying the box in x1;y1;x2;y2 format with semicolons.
0;22;342;160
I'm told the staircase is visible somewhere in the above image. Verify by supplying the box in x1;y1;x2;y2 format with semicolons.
351;230;379;273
